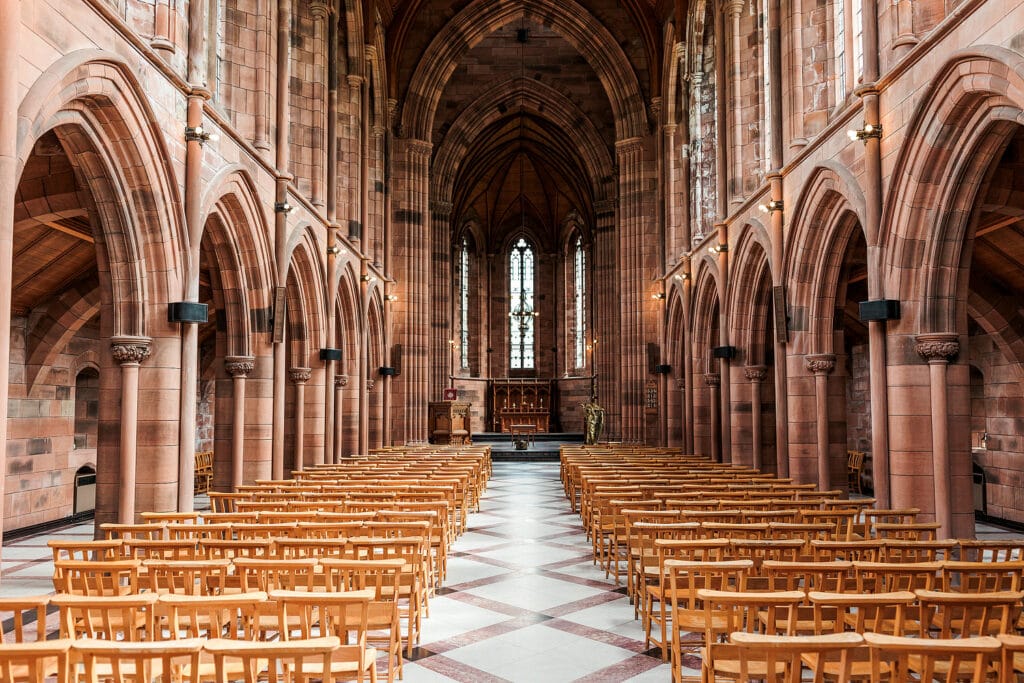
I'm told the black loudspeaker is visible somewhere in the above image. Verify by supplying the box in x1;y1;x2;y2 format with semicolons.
859;299;901;322
379;367;397;376
168;302;209;324
391;344;403;376
319;348;342;362
712;345;738;359
654;364;672;374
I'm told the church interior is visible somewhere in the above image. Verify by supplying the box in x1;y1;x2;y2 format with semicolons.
4;0;1024;680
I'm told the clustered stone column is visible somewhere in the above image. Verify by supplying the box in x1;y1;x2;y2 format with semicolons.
111;336;152;523
805;354;836;489
289;367;311;472
334;374;347;462
225;356;255;489
725;0;745;202
744;365;768;471
916;333;960;539
705;372;722;462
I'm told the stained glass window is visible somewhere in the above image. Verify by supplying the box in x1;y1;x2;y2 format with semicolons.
573;236;586;369
459;237;469;370
509;237;535;369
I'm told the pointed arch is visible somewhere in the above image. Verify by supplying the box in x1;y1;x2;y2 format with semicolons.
881;47;1024;334
784;164;867;355
400;0;647;141
17;50;187;336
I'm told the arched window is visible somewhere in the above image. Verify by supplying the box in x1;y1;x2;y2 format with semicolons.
459;237;470;369
573;236;587;369
834;0;864;99
509;237;536;370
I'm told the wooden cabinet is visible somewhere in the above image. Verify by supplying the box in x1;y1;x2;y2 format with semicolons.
428;401;472;445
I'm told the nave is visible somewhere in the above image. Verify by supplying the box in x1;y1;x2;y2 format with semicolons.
1;462;672;683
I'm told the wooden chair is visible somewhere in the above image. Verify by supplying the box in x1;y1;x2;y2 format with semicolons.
0;639;73;683
644;539;732;658
142;559;232;595
72;637;204;683
53;559;142;595
873;521;940;541
810;539;885;564
942;560;1024;593
123;539;202;561
99;523;166;541
915;588;1023;638
0;596;50;643
698;588;805;683
348;536;426;655
880;539;956;563
863;632;1001;683
140;512;200;525
958;539;1024;562
663;560;754;681
322;559;405;683
271;589;378;683
805;590;917;680
48;540;124;564
728;631;863;683
998;633;1024;682
204;636;340;683
159;592;266;682
846;450;865;494
232;558;321;637
197;538;272;561
51;593;157;641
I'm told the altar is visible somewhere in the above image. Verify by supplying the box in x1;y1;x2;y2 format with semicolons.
490;378;553;433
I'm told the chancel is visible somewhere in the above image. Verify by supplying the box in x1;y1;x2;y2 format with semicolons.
3;0;1024;680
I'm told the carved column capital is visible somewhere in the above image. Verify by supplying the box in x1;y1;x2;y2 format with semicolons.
289;367;312;384
309;0;329;20
724;0;745;18
111;336;152;366
804;354;836;375
744;365;768;382
704;372;721;387
366;378;376;391
335;374;348;388
676;377;686;390
225;355;255;377
346;74;365;89
916;334;960;363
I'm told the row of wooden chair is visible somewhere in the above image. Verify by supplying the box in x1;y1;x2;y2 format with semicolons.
703;630;1024;683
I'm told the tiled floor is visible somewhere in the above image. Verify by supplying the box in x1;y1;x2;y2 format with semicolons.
4;465;1024;681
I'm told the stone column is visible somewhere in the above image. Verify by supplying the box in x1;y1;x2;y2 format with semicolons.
706;373;722;462
334;374;347;460
112;337;152;523
431;200;453;399
805;354;836;490
290;367;311;472
676;377;687;450
309;0;328;208
725;0;745;204
225;356;254;488
893;1;917;57
916;334;959;539
0;0;19;555
745;366;768;471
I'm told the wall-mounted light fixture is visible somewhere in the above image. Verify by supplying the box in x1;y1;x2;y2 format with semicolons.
848;123;882;142
361;274;376;283
326;244;345;255
274;202;294;214
185;126;218;144
652;292;666;300
674;273;689;281
385;294;398;302
708;243;728;254
758;199;784;214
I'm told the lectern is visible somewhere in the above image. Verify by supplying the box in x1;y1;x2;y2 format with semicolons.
428;401;472;445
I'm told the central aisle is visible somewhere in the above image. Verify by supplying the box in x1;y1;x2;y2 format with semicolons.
403;462;673;683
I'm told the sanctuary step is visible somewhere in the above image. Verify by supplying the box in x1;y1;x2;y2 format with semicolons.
473;432;584;461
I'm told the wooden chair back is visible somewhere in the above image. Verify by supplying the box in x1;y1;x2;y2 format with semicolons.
863;632;1000;683
159;591;267;639
204;636;339;683
0;597;50;643
51;593;157;641
728;632;863;683
0;639;73;683
72;637;204;683
52;559;141;595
